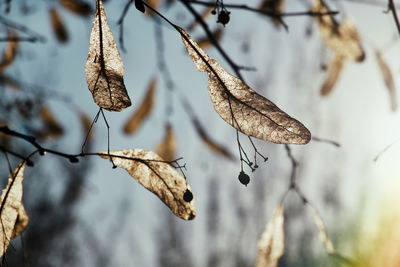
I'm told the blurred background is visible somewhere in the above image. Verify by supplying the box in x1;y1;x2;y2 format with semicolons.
0;0;399;266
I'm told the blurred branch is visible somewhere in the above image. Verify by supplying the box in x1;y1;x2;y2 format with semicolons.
0;15;46;43
388;0;400;36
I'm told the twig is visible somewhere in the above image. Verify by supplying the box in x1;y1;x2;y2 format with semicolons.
388;0;400;36
312;136;340;147
0;15;46;43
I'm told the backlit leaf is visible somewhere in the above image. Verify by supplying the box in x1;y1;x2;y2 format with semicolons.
123;78;156;134
259;0;286;27
320;54;344;96
85;0;131;111
0;32;18;74
375;50;397;111
59;0;92;16
0;162;27;257
11;205;29;239
50;8;69;43
99;149;196;220
196;28;223;50
312;0;365;62
313;209;335;254
179;27;311;144
156;124;176;162
255;205;285;267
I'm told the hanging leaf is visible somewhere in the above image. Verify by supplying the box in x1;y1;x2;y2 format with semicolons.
49;8;69;43
123;78;156;134
59;0;92;16
99;149;196;220
196;28;223;50
320;54;344;96
313;209;335;254
85;0;131;111
259;0;286;27
145;0;160;17
156;124;176;162
255;205;285;267
312;0;365;62
35;106;64;140
375;50;397;111
11;205;29;239
0;162;27;257
0;32;18;74
179;27;311;144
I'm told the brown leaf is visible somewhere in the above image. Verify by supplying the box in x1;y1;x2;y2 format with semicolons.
313;209;335;254
0;162;27;257
35;106;64;140
375;50;397;111
123;78;156;134
156;124;176;162
145;0;160;17
255;205;285;267
259;0;286;27
11;205;29;239
312;0;365;62
49;8;69;43
320;54;344;96
179;27;311;144
99;149;196;220
187;7;213;31
196;28;223;50
59;0;93;16
0;32;18;74
85;0;131;111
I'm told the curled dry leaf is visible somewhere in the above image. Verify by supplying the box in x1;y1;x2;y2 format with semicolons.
156;124;176;162
0;162;28;257
123;78;156;134
99;149;196;220
312;0;365;62
320;54;344;96
59;0;93;16
85;0;131;111
12;205;29;239
0;32;18;74
313;209;335;254
259;0;286;27
50;8;69;43
196;28;223;50
375;50;397;111
255;205;285;267
179;27;311;144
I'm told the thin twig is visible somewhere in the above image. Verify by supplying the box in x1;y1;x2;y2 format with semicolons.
388;0;400;36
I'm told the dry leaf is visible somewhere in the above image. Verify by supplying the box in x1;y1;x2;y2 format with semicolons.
59;0;92;16
85;0;131;111
0;32;18;74
156;124;176;162
255;205;285;267
320;54;344;96
123;78;156;134
196;28;223;50
35;106;64;140
99;149;196;220
0;162;27;257
11;205;29;239
187;7;213;31
179;27;311;144
145;0;160;17
375;50;397;111
259;0;286;27
50;8;69;43
313;209;335;254
312;0;365;62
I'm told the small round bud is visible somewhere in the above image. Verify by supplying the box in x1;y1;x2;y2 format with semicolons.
183;189;193;202
69;157;79;163
238;171;250;186
217;10;230;26
211;9;216;15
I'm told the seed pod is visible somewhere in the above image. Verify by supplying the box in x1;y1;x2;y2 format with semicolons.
217;10;230;26
238;171;250;186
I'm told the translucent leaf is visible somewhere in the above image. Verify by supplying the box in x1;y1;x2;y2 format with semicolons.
320;54;344;96
312;0;365;62
259;0;286;27
313;209;335;254
123;78;156;134
196;28;223;50
0;32;18;74
11;205;29;239
255;205;285;267
59;0;92;16
156;124;176;162
99;149;196;220
85;0;131;111
179;27;311;144
375;50;397;111
49;8;69;43
0;162;27;257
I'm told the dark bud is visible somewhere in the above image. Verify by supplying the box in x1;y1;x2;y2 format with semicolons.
183;189;193;202
211;9;216;15
217;10;230;26
238;171;250;186
39;149;46;156
135;0;145;13
26;160;34;167
69;157;79;163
